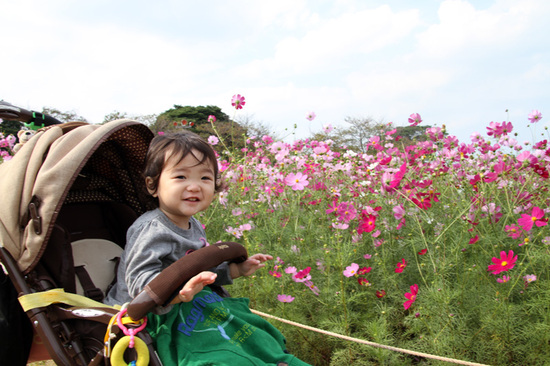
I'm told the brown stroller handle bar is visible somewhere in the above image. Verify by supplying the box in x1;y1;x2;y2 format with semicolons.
126;242;248;320
0;100;61;128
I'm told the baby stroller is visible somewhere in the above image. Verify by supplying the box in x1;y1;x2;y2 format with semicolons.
0;105;248;366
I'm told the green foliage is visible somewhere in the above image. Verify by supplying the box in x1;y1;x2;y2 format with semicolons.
151;105;248;151
393;125;432;149
0;119;23;137
156;105;229;128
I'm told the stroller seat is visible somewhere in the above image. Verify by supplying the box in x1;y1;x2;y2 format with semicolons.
72;238;122;301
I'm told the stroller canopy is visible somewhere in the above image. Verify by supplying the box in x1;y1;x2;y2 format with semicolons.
0;120;154;274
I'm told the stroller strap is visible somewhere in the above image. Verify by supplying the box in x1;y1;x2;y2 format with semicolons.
18;288;120;312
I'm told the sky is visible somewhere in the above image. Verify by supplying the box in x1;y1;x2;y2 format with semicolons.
1;0;549;145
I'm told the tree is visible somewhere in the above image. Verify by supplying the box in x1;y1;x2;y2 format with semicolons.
41;107;88;123
102;111;158;126
155;105;230;127
393;125;431;148
235;113;278;139
102;111;128;124
324;116;392;153
151;105;247;152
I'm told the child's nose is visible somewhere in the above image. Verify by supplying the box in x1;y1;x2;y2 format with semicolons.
186;181;200;191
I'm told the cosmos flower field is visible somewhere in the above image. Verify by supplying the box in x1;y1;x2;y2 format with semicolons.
201;107;550;365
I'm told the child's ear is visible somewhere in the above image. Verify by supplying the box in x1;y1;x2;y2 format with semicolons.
145;177;158;197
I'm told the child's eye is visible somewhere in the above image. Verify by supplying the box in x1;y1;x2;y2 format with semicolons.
202;176;213;181
175;175;186;180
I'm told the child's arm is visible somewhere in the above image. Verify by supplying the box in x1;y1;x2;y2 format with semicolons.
229;253;273;279
170;271;218;304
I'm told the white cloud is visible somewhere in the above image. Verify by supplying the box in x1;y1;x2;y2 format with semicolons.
235;5;421;77
417;0;546;59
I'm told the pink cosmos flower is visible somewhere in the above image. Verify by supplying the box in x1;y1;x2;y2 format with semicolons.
326;200;339;215
496;275;510;283
395;258;407;273
285;266;297;274
343;263;359;277
304;280;320;296
376;290;386;298
517;206;548;231
284;172;310;191
403;284;419;310
505;224;522;239
207;115;216;123
277;294;295;303
486;121;513;138
208;135;219;145
393;204;405;220
322;123;333;134
408;113;422;127
336;202;357;223
487;250;518;275
238;223;253;232
306;111;316;121
528;109;542;123
523;274;537;284
231;94;246;109
332;222;349;230
368;136;383;151
225;226;242;239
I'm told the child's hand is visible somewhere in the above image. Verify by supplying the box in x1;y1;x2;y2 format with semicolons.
231;253;273;278
172;271;217;303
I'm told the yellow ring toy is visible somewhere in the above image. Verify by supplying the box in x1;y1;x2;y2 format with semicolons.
111;335;150;366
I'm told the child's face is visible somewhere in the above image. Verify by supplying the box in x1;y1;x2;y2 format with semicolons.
148;149;216;229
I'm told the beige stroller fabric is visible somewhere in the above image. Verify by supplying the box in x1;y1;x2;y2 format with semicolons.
0;120;152;274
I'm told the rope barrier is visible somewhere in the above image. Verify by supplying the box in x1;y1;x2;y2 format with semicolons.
250;309;490;366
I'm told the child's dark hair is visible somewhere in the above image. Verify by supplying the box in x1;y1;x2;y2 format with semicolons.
144;132;225;195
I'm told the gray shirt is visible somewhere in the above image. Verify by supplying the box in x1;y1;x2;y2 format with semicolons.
104;208;232;307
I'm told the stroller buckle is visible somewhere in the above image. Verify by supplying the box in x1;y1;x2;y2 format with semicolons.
28;199;42;235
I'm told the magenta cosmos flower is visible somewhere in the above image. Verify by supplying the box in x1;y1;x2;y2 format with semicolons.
517;206;547;231
487;250;517;275
408;113;422;127
207;115;216;123
284;172;309;191
395;258;407;273
231;94;246;109
306;111;316;121
528;109;542;123
357;212;376;234
403;284;418;310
